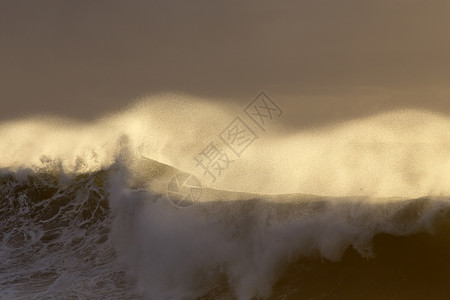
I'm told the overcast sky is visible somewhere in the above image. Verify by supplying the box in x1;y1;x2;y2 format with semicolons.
1;0;450;128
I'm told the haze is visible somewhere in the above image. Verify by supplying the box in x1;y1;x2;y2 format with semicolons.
1;0;450;129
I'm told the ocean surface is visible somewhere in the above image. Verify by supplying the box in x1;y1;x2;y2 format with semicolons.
1;157;450;299
2;99;450;299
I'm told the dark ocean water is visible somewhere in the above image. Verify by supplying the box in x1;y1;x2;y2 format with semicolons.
1;159;450;299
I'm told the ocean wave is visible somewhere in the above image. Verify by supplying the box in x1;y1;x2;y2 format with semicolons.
2;97;450;298
2;96;450;198
1;158;450;299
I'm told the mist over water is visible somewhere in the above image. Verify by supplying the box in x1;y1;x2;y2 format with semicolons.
2;95;450;299
3;0;450;298
1;94;450;198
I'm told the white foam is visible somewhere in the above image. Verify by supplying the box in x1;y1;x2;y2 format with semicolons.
108;168;450;299
2;95;450;198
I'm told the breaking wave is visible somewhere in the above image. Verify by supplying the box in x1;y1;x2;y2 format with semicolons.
1;95;450;299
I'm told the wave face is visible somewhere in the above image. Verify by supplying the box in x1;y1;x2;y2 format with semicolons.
1;162;450;299
2;97;450;299
0;168;139;299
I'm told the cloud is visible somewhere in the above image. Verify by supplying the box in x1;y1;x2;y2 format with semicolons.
1;0;449;126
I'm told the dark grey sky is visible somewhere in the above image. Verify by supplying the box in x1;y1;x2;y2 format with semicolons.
1;0;450;127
